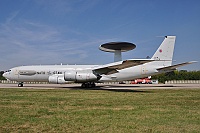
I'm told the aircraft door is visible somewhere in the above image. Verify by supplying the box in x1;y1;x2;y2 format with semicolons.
14;68;19;79
141;66;146;75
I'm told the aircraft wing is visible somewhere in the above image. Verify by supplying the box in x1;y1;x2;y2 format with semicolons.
93;59;154;75
157;61;197;71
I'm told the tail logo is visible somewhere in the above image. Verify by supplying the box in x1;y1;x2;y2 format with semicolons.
159;49;162;53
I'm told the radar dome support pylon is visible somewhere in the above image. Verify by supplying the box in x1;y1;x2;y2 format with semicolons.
99;42;136;62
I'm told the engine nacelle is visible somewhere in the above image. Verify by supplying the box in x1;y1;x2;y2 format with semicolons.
64;71;98;82
48;74;73;84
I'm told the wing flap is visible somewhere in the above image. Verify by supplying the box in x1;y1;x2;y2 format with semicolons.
94;59;154;75
157;61;197;71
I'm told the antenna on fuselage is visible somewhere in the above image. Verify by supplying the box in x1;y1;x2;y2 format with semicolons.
99;42;136;62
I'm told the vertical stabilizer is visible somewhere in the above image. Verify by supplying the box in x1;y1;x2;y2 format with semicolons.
151;36;176;66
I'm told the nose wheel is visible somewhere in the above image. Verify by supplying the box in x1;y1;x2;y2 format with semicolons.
18;82;23;87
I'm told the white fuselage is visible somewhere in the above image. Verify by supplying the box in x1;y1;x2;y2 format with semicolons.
3;61;166;83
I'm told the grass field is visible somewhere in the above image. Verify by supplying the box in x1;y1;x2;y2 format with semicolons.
0;88;200;132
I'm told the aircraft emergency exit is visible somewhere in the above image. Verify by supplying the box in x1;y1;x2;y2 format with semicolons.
3;36;196;88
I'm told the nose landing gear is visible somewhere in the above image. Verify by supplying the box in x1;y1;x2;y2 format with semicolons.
18;82;23;87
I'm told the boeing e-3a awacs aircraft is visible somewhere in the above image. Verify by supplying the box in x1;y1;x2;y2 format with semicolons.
3;36;196;88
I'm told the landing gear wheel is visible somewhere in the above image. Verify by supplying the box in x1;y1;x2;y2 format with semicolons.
91;82;96;87
18;82;23;87
88;83;92;88
81;82;96;88
81;83;86;88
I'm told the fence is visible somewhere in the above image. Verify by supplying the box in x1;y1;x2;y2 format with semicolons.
0;80;49;84
165;80;200;84
0;80;132;84
0;80;200;84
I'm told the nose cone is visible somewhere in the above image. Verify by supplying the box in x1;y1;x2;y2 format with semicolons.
3;72;8;79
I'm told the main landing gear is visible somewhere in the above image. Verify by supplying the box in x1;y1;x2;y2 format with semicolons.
81;82;96;88
18;82;24;87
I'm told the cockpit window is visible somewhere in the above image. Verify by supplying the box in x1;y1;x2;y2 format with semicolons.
5;70;11;72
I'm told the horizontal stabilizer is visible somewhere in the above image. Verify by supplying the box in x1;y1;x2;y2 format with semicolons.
94;59;154;75
157;61;197;71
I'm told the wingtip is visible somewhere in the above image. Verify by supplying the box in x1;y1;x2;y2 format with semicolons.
189;61;198;64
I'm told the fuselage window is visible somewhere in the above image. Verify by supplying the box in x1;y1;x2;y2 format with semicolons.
58;72;62;74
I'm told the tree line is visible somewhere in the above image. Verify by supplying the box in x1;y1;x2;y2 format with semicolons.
0;71;6;80
152;70;200;83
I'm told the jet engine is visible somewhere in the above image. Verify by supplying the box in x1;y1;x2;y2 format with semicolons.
48;74;72;84
64;70;98;82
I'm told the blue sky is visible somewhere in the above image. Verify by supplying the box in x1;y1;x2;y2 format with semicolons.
0;0;199;70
